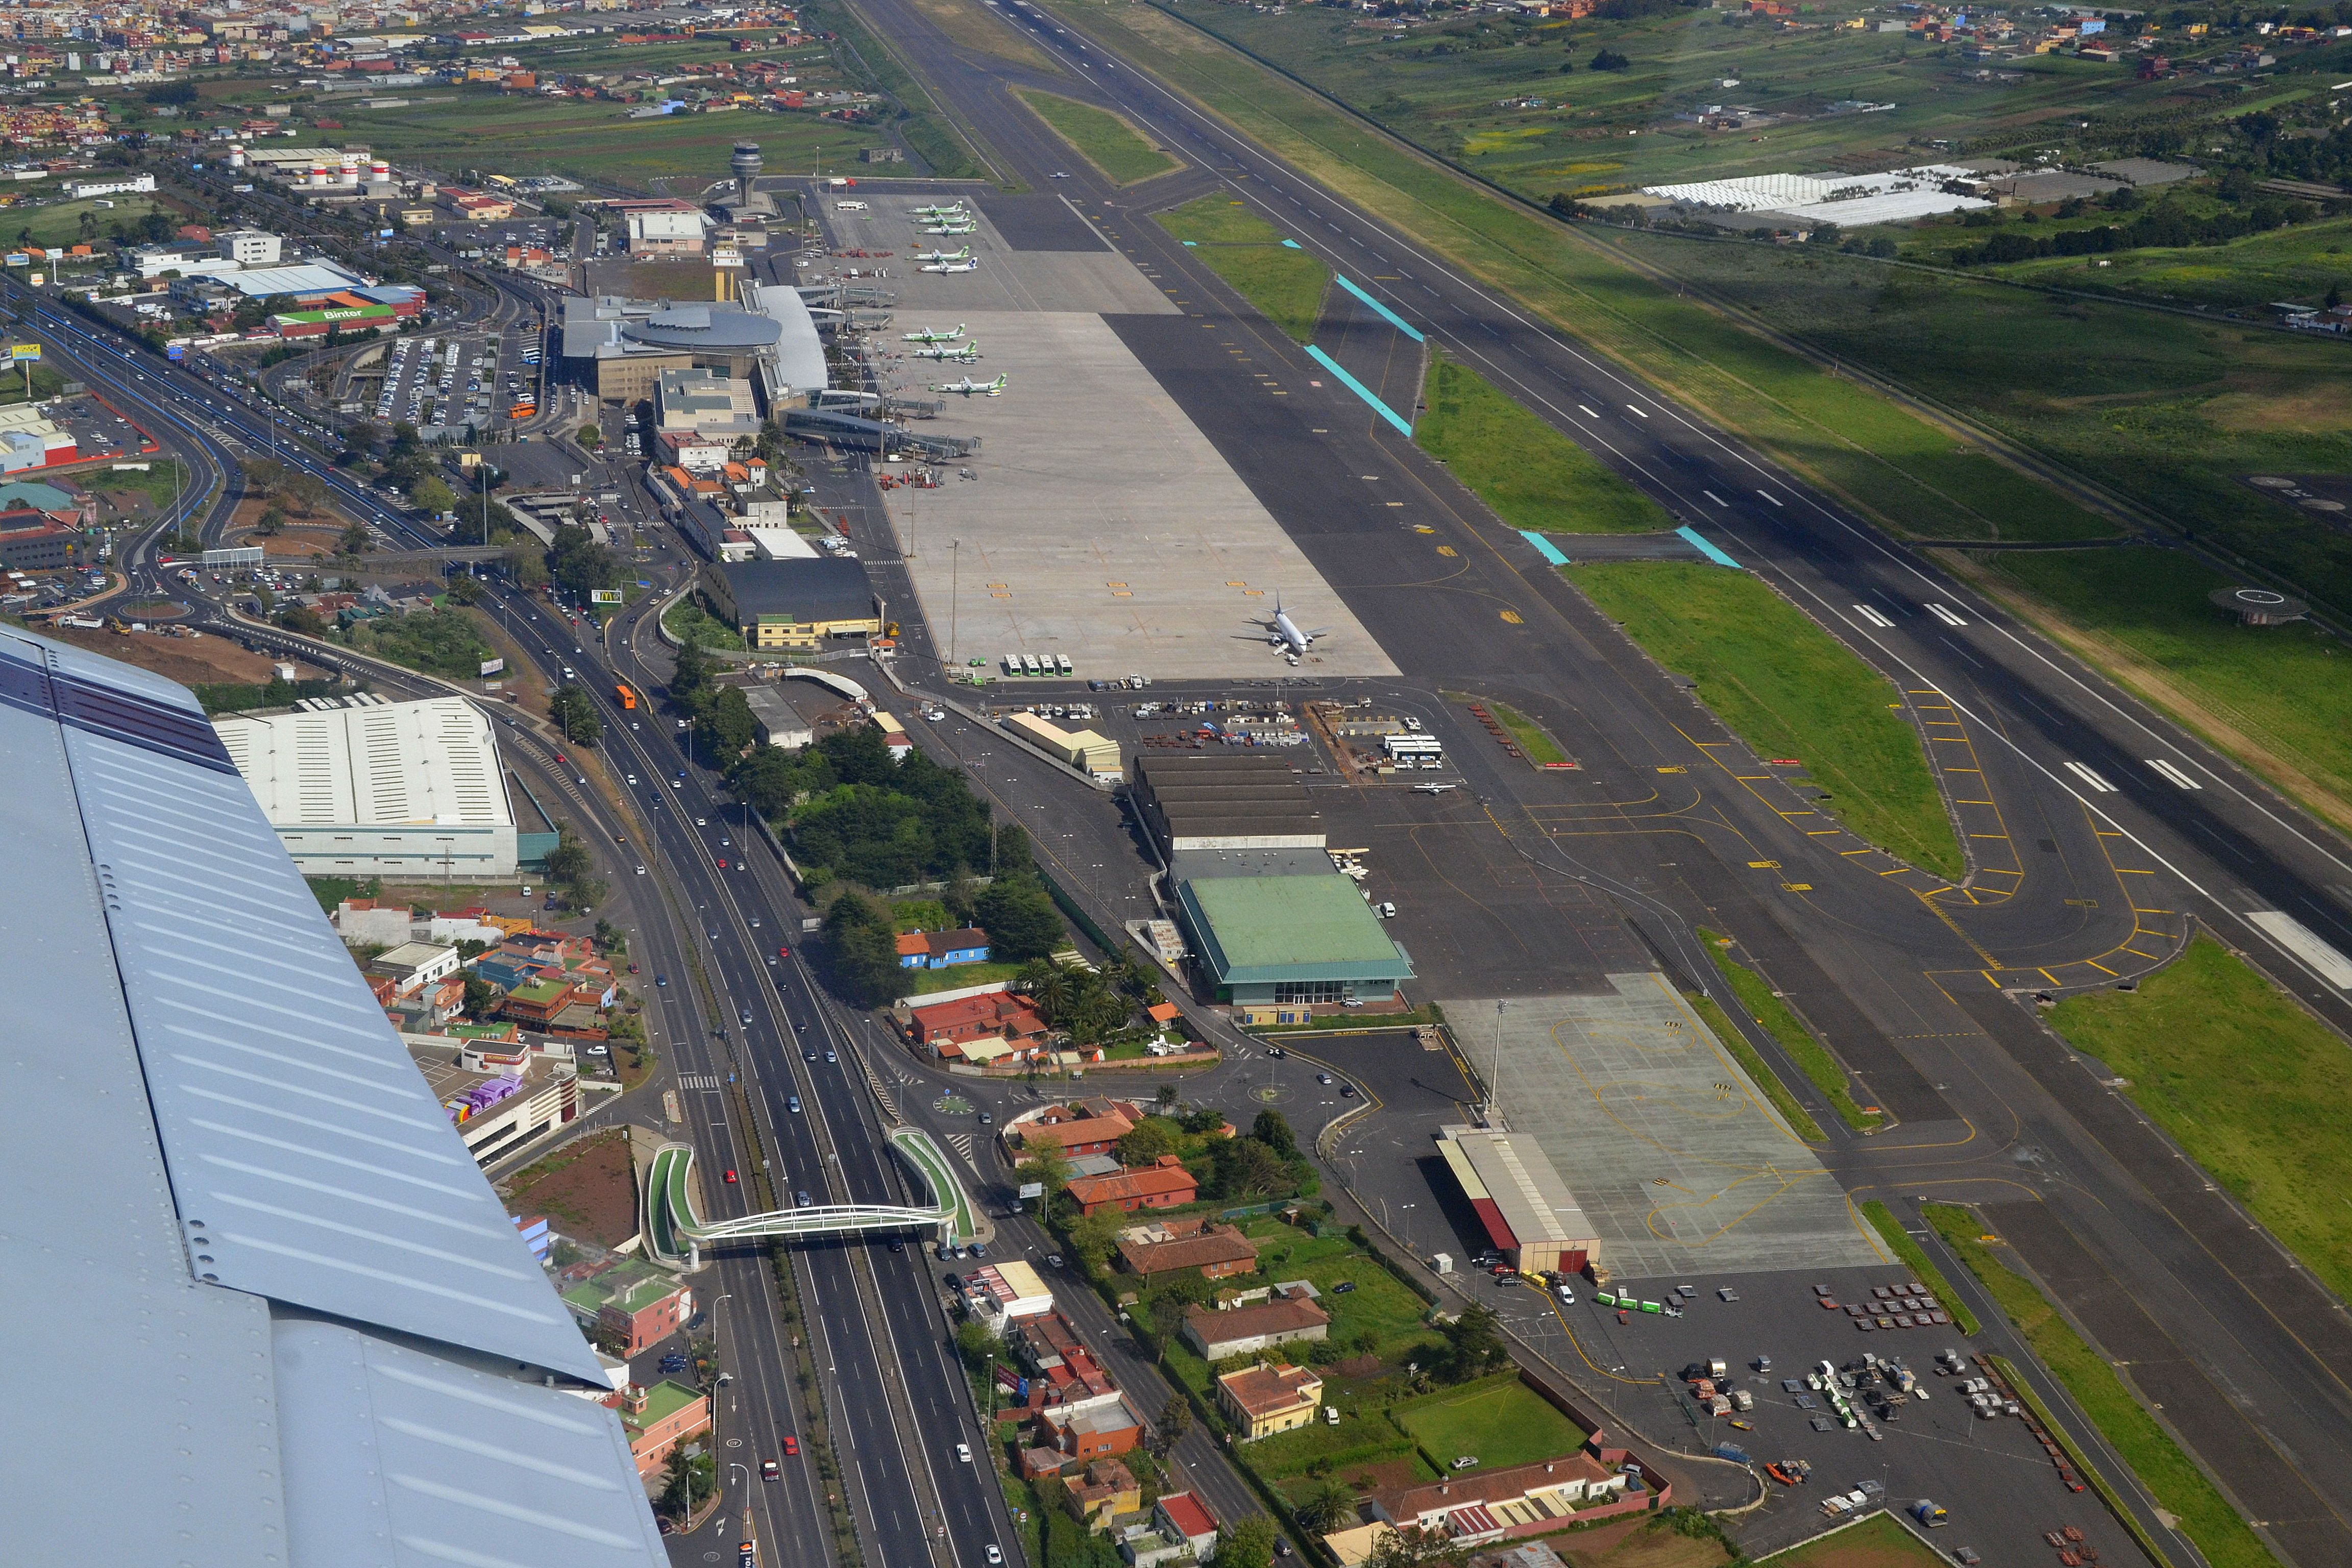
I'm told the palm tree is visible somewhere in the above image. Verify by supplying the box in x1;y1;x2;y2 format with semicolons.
1293;1479;1360;1536
1020;957;1072;1021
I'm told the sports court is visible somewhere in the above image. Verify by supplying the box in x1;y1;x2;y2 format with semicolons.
1440;975;1887;1278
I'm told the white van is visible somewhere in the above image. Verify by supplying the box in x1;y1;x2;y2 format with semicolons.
836;200;869;212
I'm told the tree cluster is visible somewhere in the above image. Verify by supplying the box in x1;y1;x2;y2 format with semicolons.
547;523;622;601
1955;190;2320;266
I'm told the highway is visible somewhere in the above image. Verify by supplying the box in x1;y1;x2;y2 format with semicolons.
770;8;2352;1563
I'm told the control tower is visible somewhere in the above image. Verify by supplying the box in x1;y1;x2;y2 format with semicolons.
730;142;764;207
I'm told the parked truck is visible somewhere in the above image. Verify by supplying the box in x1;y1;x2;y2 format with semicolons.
1910;1500;1949;1529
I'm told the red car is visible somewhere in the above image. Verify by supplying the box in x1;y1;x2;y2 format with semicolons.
778;945;790;959
724;1169;739;1184
717;856;729;869
782;1435;799;1457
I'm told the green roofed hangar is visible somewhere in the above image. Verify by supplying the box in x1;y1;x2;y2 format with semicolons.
1141;753;1413;1016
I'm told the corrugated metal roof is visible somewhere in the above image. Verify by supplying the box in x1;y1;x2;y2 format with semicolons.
0;626;662;1567
214;695;513;829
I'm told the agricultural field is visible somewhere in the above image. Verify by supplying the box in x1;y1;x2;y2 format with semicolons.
332;91;895;190
1154;1;2213;199
1155;193;1333;341
1566;560;1965;879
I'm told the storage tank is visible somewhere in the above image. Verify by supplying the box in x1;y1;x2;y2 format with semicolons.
368;160;392;187
337;155;361;187
227;144;246;169
308;163;331;188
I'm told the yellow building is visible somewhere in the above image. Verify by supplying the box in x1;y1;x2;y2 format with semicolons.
1216;1363;1323;1442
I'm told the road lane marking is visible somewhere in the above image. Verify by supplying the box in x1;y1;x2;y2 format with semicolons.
1703;490;1727;507
2063;761;2117;793
2147;758;2202;790
1626;403;1649;418
2246;910;2352;987
1925;602;1968;627
1578;405;1600;419
1757;489;1783;506
1854;604;1895;629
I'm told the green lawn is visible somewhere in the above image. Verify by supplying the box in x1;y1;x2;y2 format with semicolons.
1390;1375;1587;1471
1051;0;2116;547
1014;88;1179;184
1244;1218;1435;1360
1154;193;1332;343
1925;1205;2279;1568
1685;991;1824;1144
1417;356;1673;535
1701;929;1882;1133
1857;1200;1978;1335
1486;700;1570;766
1763;1511;1949;1567
1978;546;2352;838
1567;562;1963;879
664;595;747;651
2046;936;2352;1305
897;959;1026;998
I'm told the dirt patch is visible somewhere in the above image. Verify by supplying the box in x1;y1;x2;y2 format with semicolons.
1559;1518;1729;1568
501;1125;641;1250
1331;1457;1427;1494
40;622;321;687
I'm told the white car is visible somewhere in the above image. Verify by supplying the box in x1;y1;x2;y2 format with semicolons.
986;1550;1002;1566
957;1443;972;1463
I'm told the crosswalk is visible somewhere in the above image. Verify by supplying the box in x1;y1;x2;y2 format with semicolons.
679;1073;722;1091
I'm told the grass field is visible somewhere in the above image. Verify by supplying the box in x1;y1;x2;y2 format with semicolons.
1048;0;2116;548
1856;1201;1977;1335
665;596;748;651
334;92;895;190
1686;991;1826;1143
1925;1204;2280;1568
1701;929;1882;1133
2046;936;2352;1306
1605;229;2347;583
1964;545;2352;837
1014;88;1179;184
1417;355;1674;535
1567;561;1963;879
1154;193;1332;342
1487;699;1571;765
1389;1376;1587;1471
1761;1511;1947;1568
902;0;1055;69
3;194;169;254
1243;1217;1434;1360
802;0;983;180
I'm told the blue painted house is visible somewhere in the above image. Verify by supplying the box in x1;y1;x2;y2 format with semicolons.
896;927;992;969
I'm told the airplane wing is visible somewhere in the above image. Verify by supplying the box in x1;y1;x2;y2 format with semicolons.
0;626;666;1567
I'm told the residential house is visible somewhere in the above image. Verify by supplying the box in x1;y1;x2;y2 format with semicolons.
1064;1457;1141;1532
1158;1493;1219;1559
1183;1288;1330;1362
1363;1453;1641;1547
368;940;460;997
965;1260;1056;1336
1215;1363;1322;1442
561;1260;694;1357
895;927;992;969
1115;1221;1257;1282
1005;1099;1143;1160
614;1379;709;1478
902;989;1051;1059
1040;1399;1144;1461
1067;1156;1200;1216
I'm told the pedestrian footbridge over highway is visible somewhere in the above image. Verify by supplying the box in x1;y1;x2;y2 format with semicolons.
646;1128;984;1266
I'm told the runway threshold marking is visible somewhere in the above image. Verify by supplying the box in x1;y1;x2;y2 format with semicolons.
2246;910;2352;987
1925;602;1968;627
2147;758;2202;790
2063;761;2118;793
1853;604;1896;629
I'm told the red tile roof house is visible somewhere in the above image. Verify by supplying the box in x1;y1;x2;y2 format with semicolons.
1182;1291;1331;1361
1065;1156;1198;1216
1115;1221;1258;1282
902;990;1050;1057
1004;1101;1140;1160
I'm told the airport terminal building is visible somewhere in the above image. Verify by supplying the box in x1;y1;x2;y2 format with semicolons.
213;694;520;878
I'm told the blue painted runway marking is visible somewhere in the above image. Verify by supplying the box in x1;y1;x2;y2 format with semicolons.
1520;530;1570;567
1334;275;1424;342
1305;345;1414;437
1675;526;1742;569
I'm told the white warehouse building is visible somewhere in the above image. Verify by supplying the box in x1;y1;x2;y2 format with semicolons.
213;694;520;878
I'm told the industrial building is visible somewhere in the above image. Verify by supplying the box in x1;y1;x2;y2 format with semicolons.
212;693;520;878
655;365;761;440
1435;1125;1601;1277
1130;752;1324;859
1005;710;1120;779
699;557;881;651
